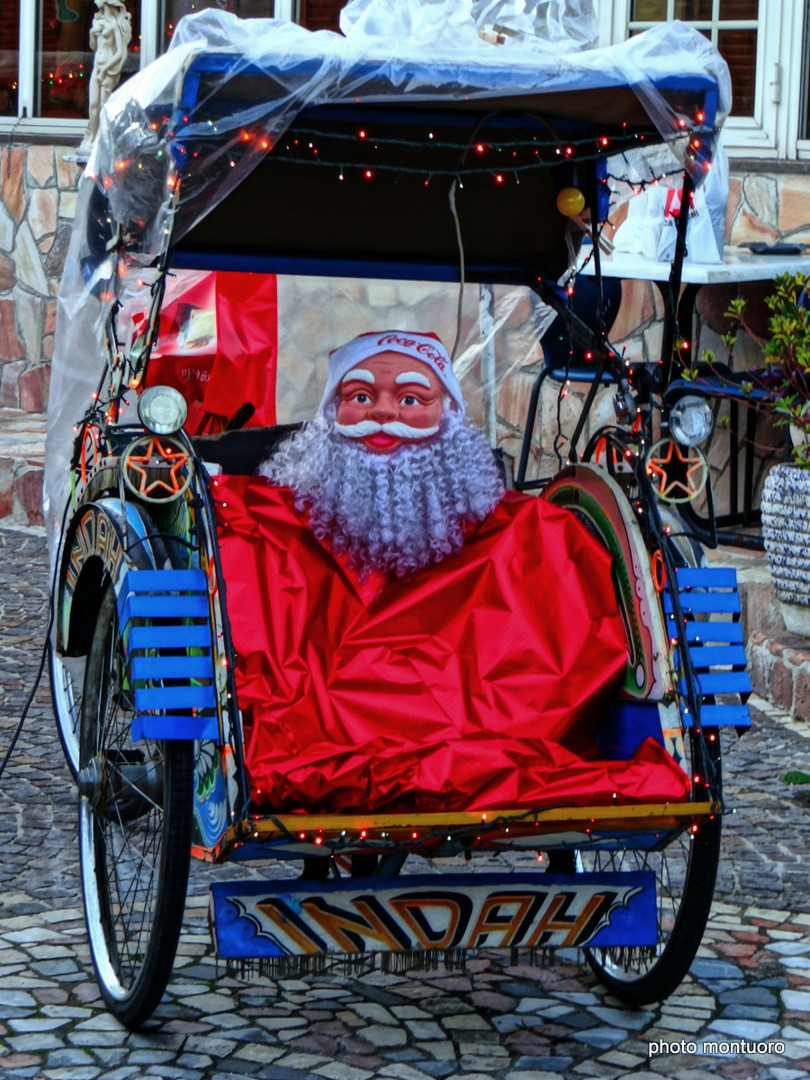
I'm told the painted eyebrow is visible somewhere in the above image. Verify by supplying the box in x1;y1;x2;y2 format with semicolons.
341;368;375;385
395;371;432;389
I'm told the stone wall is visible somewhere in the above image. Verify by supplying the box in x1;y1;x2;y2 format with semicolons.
0;143;81;525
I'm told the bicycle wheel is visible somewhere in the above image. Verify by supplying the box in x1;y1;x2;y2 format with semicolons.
78;584;193;1029
581;731;722;1005
52;504;169;782
50;642;84;779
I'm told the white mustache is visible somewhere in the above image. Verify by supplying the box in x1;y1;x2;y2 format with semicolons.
334;420;440;440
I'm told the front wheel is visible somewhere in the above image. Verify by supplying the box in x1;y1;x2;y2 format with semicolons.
78;584;193;1029
581;731;722;1005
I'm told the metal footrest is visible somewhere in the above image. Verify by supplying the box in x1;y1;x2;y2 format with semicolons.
664;566;751;729
117;568;220;741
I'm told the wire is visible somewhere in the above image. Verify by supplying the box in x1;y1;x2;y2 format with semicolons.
0;499;70;785
448;178;465;362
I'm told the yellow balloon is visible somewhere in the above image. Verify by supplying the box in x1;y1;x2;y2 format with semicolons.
556;187;586;217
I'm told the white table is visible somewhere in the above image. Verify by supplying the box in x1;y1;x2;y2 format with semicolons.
583;246;810;287
581;246;810;365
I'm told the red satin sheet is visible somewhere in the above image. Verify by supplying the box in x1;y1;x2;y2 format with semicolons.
213;478;690;813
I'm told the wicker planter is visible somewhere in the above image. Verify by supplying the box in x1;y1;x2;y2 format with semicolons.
761;463;810;635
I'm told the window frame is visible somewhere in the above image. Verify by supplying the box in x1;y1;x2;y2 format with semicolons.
598;0;809;161
2;0;295;135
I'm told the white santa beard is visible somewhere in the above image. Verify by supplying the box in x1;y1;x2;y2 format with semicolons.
259;409;505;576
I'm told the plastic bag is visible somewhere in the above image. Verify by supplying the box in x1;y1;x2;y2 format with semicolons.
612;184;722;264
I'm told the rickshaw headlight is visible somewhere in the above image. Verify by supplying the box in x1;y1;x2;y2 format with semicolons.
138;385;188;435
669;395;714;447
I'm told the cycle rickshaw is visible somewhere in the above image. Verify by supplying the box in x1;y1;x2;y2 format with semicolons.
46;2;750;1029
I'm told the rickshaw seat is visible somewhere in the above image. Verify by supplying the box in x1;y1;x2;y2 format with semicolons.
212;472;691;815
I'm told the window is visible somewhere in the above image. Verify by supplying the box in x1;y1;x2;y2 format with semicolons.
164;1;278;50
802;14;810;143
0;5;20;116
40;0;141;122
629;1;758;118
0;0;295;130
599;1;810;160
298;0;349;32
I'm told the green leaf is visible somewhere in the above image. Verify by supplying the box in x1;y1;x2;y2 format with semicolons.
781;770;810;785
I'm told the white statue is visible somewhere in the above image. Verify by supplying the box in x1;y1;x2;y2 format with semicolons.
79;0;133;154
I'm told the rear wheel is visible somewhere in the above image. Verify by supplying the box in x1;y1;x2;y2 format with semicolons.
581;731;722;1005
78;584;193;1029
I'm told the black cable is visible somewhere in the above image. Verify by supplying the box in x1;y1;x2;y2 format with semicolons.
0;630;51;784
0;499;70;784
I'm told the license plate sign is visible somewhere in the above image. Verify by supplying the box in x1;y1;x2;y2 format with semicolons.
211;871;656;959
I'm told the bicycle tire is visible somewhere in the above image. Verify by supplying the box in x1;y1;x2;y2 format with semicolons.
50;642;83;780
582;732;722;1005
78;584;193;1029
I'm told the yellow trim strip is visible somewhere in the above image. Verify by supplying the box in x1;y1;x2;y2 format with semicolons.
244;801;719;839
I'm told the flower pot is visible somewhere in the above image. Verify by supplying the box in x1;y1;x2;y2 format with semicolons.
761;463;810;634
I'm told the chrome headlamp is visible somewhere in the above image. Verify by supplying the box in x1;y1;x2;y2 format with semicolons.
137;385;188;435
668;394;714;447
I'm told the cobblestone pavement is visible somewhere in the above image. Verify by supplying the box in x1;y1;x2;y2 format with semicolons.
2;526;810;1080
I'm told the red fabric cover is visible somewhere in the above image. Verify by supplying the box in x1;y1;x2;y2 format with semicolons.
141;271;278;435
213;477;690;813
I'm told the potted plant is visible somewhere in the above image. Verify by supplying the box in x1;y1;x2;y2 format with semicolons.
746;271;810;633
690;271;810;633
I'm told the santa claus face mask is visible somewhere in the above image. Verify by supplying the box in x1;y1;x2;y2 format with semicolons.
334;352;445;454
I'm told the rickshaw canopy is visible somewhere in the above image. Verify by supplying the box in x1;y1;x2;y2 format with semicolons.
46;0;730;542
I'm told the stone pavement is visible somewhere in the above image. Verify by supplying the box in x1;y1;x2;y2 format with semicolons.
2;525;810;1080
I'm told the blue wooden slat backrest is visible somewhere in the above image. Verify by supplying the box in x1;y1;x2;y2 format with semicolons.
116;569;221;743
664;566;751;729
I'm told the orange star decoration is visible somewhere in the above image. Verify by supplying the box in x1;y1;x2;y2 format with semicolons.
646;439;708;503
123;436;191;500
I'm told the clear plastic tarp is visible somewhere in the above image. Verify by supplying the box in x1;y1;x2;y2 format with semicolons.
46;0;730;553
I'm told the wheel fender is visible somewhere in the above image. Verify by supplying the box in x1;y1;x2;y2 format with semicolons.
56;498;165;657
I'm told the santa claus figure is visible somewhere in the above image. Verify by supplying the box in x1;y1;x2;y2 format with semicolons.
212;328;683;819
259;330;504;576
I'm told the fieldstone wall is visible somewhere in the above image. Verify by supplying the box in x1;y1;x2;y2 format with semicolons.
0;143;81;526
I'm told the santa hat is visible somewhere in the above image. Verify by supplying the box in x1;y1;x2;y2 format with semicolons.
320;330;465;417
